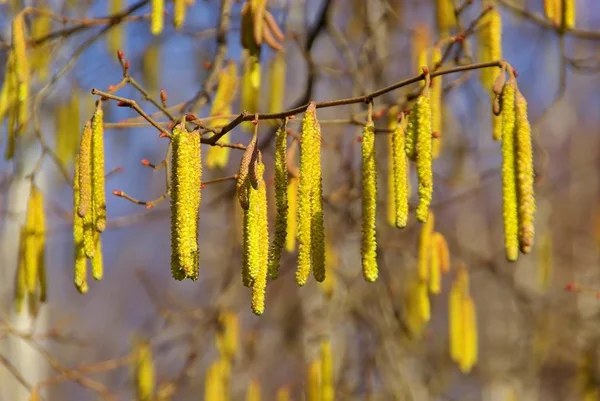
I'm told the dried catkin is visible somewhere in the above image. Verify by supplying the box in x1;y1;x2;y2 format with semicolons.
170;125;202;280
436;0;457;36
92;102;106;232
297;103;324;286
417;211;435;281
478;9;502;90
268;123;288;279
514;92;535;254
361;122;378;282
307;359;321;401
12;12;29;136
286;176;298;252
500;81;519;261
246;379;262;401
135;341;155;401
173;0;186;29
151;0;164;35
392;113;409;228
237;128;258;211
321;340;334;401
250;161;269;316
73;155;88;294
492;93;503;141
268;51;286;115
414;93;433;223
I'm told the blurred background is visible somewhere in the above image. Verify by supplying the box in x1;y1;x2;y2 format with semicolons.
1;0;600;400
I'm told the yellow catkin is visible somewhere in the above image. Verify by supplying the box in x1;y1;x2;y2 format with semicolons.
0;53;16;125
246;380;262;401
24;184;44;295
460;294;478;373
237;128;258;211
15;228;27;313
170;124;202;280
73;155;88;294
321;340;334;401
56;94;81;167
449;268;467;363
417;211;435;281
436;0;457;37
151;0;164;35
78;121;93;219
318;238;337;299
107;0;124;59
216;311;239;360
12;12;29;137
431;47;443;159
241;51;261;132
414;93;433;222
241;146;260;287
92;102;106;232
135;341;155;401
142;44;160;94
173;0;186;29
478;9;502;90
405;278;426;337
207;61;237;168
417;280;431;322
205;360;226;401
433;231;450;274
276;387;291;401
31;10;52;81
92;235;103;280
387;110;397;228
537;231;553;291
361;122;378;282
501;81;519;261
286;176;299;252
514;93;535;254
564;0;576;29
392;113;409;228
268;123;288;279
297;103;325;285
250;161;269;316
492;93;503;141
429;234;441;294
36;189;47;303
544;0;560;25
412;23;431;76
268;51;286;115
307;359;321;401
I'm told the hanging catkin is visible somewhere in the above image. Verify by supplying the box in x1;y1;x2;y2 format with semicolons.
307;359;321;401
564;0;576;29
173;0;186;29
241;51;261;132
207;61;238;168
142;44;160;94
417;211;435;281
31;10;52;81
24;184;45;296
134;341;155;401
500;81;519;261
297;103;325;286
170;124;202;280
107;0;123;58
478;9;502;90
250;160;269;315
436;0;457;37
216;310;239;360
268;50;286;115
237;127;258;211
92;102;106;232
414;90;434;223
205;360;227;401
361;121;378;282
286;175;298;252
12;12;29;137
246;379;262;401
544;0;560;25
14;228;26;313
514;92;535;254
429;234;441;294
392;112;409;228
151;0;164;35
321;340;334;401
387;107;398;227
276;387;291;401
73;155;88;294
433;231;450;273
268;122;288;279
449;266;478;374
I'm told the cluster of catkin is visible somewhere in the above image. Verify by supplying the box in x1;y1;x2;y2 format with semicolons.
449;266;478;373
205;310;239;400
14;183;47;315
0;12;30;159
405;213;451;337
493;71;535;261
150;0;191;35
544;0;576;29
73;102;106;293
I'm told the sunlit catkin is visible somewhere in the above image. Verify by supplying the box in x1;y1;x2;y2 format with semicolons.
151;0;164;35
514;92;535;254
433;232;450;274
92;235;103;281
286;176;299;252
268;51;286;115
414;92;433;223
361;122;378;282
250;161;269;316
321;340;334;401
460;294;478;373
24;184;45;295
170;125;202;280
436;0;457;37
307;359;321;401
12;12;29;136
418;212;435;281
216;311;239;360
429;235;441;294
31;10;52;81
73;155;88;294
387;109;398;227
205;360;226;401
135;341;155;401
241;51;260;131
173;0;186;29
501;81;519;261
449;267;467;363
564;0;576;29
392;113;409;228
478;9;502;90
268;123;288;279
246;379;262;401
92;102;106;232
237;129;258;211
544;0;560;25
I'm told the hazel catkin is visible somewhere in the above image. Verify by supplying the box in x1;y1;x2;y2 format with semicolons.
478;9;502;90
286;175;299;252
361;122;378;282
392;112;409;228
173;0;186;29
170;124;202;280
151;0;164;35
414;92;434;223
73;155;88;294
249;160;269;316
134;341;155;401
268;122;288;279
92;102;106;232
